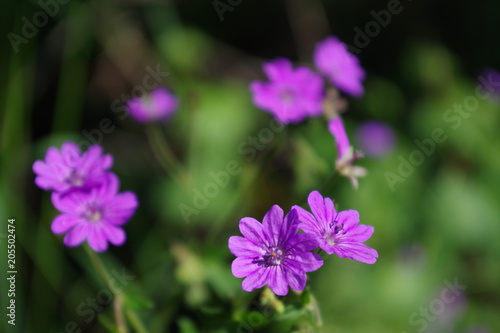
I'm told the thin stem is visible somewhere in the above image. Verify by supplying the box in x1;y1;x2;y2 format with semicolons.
85;247;149;333
114;294;128;333
146;123;189;187
85;245;111;283
125;309;149;333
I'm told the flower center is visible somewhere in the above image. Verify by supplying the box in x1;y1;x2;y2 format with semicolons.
263;246;284;266
66;169;84;187
279;89;294;105
85;204;102;222
325;221;344;245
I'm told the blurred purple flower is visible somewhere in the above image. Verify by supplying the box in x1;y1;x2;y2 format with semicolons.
127;87;178;123
293;191;378;264
437;288;467;325
250;58;325;124
314;36;365;97
51;174;138;252
228;205;323;296
33;142;113;193
478;68;500;100
328;118;367;189
356;121;395;157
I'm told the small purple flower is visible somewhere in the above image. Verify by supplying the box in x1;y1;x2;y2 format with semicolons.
293;191;378;264
33;142;113;193
250;58;325;124
356;121;395;157
328;118;367;189
478;68;500;101
228;205;323;296
314;36;365;97
51;174;138;252
127;87;178;123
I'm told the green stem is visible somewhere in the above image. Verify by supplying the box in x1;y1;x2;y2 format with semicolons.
113;294;128;333
125;309;149;333
86;245;111;283
85;247;149;333
146;124;189;187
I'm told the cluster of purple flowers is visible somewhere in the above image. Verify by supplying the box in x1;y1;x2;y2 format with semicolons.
33;142;138;252
250;36;369;188
229;190;378;296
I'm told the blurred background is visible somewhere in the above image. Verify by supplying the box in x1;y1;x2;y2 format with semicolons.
1;0;500;332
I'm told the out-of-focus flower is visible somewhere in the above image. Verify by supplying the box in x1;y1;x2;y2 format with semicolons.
356;121;395;157
250;58;325;124
314;36;365;97
127;87;178;123
478;68;500;101
51;174;138;252
293;190;378;264
328;118;367;189
228;205;323;296
33;142;113;193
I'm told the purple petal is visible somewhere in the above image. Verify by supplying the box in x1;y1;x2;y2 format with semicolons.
328;118;351;160
285;232;319;253
51;192;82;213
293;205;323;235
335;210;360;231
79;145;112;175
104;191;138;225
102;225;126;246
45;147;63;165
242;266;271;292
63;224;89;247
262;205;284;246
267;265;288;296
231;257;261;278
314;36;365;97
287;252;323;272
340;224;374;243
95;173;120;202
263;58;291;81
228;236;265;257
332;243;378;264
307;191;330;226
279;209;299;247
87;225;108;252
51;214;81;234
239;217;269;247
61;142;80;166
283;263;307;292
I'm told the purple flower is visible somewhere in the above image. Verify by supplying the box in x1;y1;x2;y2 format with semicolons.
228;205;323;296
314;36;365;97
328;118;367;189
293;191;378;264
33;142;113;193
127;87;178;123
51;174;138;252
250;58;325;124
478;68;500;101
356;121;395;157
